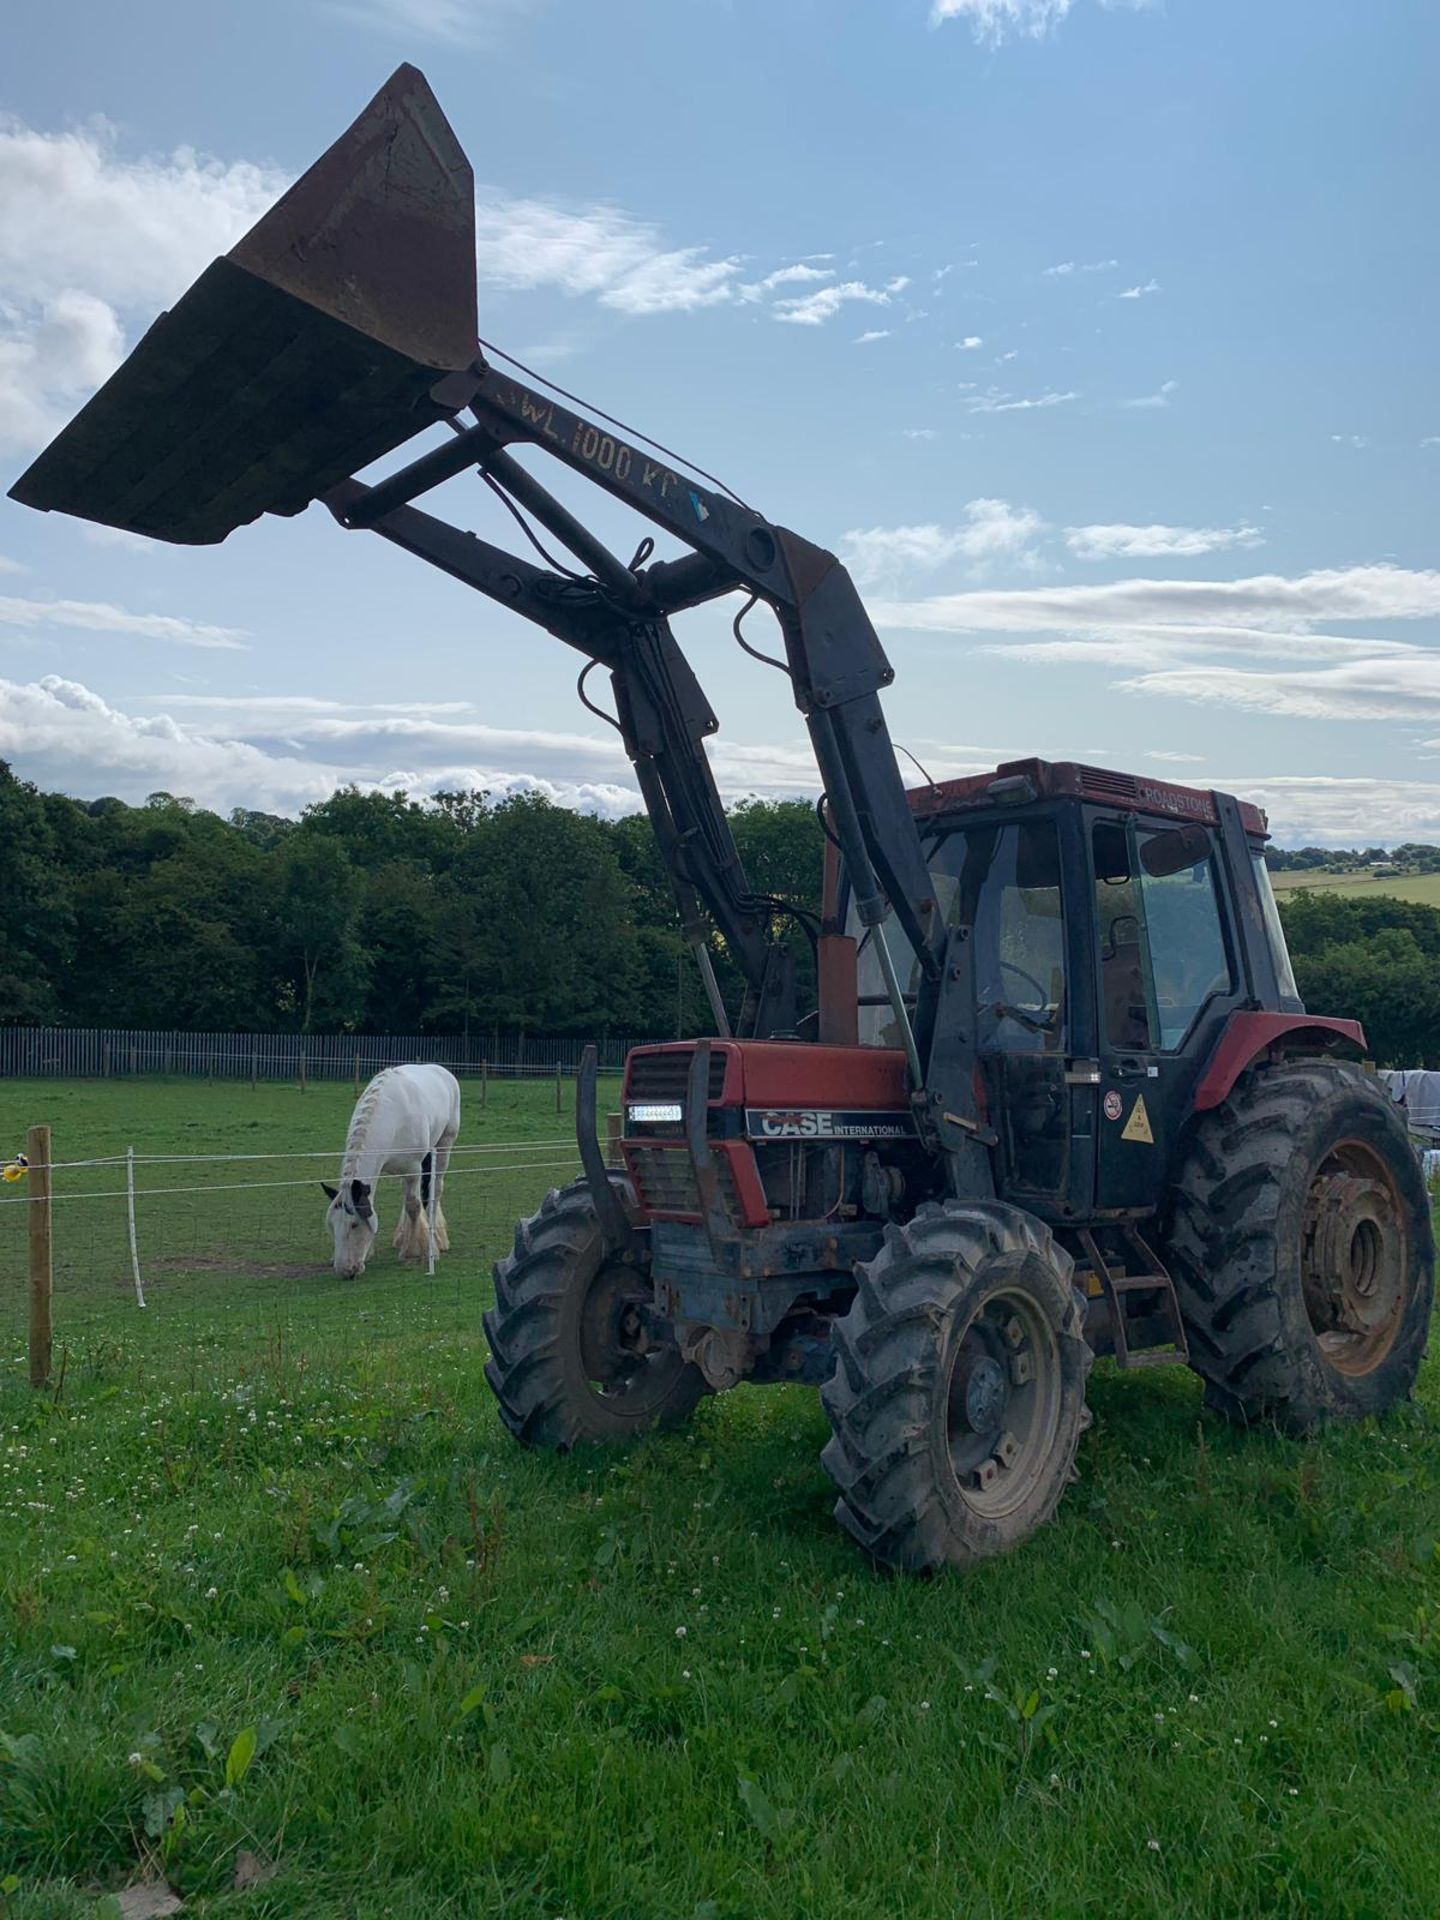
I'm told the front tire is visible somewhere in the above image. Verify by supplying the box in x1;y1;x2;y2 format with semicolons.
1166;1061;1434;1433
820;1201;1091;1574
484;1176;705;1448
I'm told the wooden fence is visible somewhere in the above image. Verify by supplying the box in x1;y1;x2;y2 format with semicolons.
0;1027;652;1083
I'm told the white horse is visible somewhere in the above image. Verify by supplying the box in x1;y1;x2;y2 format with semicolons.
322;1064;461;1278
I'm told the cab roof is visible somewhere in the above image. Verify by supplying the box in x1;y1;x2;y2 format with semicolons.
907;757;1269;839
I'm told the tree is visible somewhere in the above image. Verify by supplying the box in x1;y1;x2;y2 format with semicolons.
0;761;74;1022
273;836;368;1032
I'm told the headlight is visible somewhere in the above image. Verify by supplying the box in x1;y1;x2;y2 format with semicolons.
627;1103;684;1124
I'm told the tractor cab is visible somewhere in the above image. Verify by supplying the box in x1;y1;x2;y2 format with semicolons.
839;757;1303;1224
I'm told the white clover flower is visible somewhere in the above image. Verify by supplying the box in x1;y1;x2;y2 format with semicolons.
675;1625;687;1639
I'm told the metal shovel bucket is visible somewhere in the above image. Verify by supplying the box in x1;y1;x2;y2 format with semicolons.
8;64;479;545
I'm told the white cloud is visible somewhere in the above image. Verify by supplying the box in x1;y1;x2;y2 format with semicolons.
472;192;743;316
1234;777;1440;848
931;0;1150;41
957;335;984;350
1147;751;1205;763
772;277;909;327
1121;378;1177;410
0;676;849;819
1118;279;1161;300
739;263;835;300
1330;433;1370;449
0;289;125;454
873;565;1440;639
902;428;939;440
0;115;287;454
1422;436;1440;449
0;592;245;650
840;499;1045;587
0;117;286;312
930;0;1074;42
326;0;536;45
1064;521;1263;560
1119;656;1440;723
855;329;891;344
963;388;1077;414
1044;259;1118;276
0;555;25;575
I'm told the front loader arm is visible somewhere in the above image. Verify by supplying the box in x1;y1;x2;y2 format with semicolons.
333;359;948;995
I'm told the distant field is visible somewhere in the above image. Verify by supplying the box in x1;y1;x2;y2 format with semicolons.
1272;868;1440;906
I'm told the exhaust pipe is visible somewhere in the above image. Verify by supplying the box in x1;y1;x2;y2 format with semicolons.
8;64;479;546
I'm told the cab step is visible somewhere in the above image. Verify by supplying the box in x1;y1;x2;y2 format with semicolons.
1078;1225;1190;1369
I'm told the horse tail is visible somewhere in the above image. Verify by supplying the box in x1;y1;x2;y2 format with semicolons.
421;1151;433;1210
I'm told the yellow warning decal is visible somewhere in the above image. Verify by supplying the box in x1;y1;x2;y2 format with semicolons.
1121;1095;1154;1144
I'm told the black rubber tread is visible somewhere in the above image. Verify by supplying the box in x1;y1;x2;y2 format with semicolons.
1164;1060;1434;1434
819;1200;1091;1574
483;1175;705;1449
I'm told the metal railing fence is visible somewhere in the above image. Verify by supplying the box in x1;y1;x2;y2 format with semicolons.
0;1027;658;1083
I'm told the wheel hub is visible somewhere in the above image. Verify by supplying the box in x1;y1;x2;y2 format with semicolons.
1301;1150;1407;1375
578;1260;651;1390
944;1290;1063;1520
957;1352;1008;1434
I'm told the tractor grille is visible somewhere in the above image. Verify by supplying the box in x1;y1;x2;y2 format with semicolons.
628;1046;727;1104
629;1144;741;1220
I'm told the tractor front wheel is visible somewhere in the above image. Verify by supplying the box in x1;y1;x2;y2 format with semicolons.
484;1176;705;1448
820;1201;1092;1573
1166;1061;1434;1432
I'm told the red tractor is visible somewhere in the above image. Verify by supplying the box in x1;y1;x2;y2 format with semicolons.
13;67;1432;1572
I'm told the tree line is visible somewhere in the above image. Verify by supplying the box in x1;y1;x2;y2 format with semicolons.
2;759;1436;1064
0;760;822;1037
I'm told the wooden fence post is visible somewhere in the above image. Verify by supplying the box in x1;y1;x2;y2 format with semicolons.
606;1112;623;1169
102;1041;111;1079
480;1059;487;1107
555;1059;562;1113
27;1123;53;1388
298;1048;307;1094
251;1048;258;1091
353;1052;362;1096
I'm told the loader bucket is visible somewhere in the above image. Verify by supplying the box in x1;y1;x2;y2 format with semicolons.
8;64;478;546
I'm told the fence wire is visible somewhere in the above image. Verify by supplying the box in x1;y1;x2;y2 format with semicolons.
0;1118;624;1394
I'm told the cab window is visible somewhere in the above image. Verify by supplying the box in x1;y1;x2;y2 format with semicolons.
1093;820;1233;1051
854;820;1066;1053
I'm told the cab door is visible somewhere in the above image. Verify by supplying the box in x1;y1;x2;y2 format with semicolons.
1089;814;1235;1211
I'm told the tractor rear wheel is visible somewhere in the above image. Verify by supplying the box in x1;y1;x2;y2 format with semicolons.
484;1176;705;1448
1166;1061;1434;1433
820;1201;1091;1574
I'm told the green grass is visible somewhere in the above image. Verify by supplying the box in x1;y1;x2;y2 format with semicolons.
1272;867;1440;907
2;1079;1439;1918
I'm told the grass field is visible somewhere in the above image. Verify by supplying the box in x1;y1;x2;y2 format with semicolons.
1272;867;1440;907
2;1079;1439;1918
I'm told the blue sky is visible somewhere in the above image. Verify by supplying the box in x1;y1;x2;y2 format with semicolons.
1;0;1437;843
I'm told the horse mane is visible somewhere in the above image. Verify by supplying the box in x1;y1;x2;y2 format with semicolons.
340;1068;396;1178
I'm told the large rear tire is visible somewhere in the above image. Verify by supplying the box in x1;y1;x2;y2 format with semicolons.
820;1201;1091;1574
1166;1061;1434;1433
484;1176;705;1448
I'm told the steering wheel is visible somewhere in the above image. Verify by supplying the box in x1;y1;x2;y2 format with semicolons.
1001;959;1049;1009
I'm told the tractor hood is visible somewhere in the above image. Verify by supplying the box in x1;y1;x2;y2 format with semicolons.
7;64;479;546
